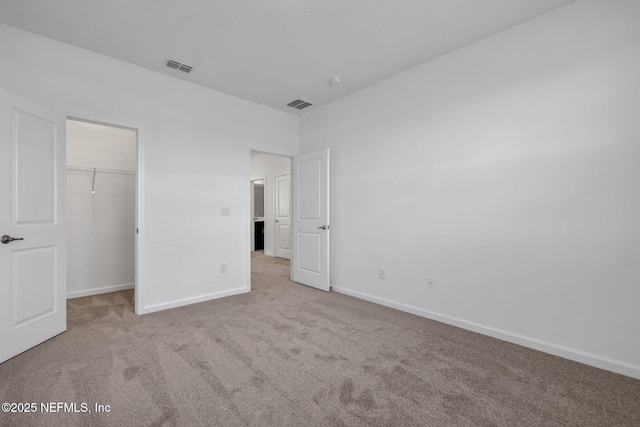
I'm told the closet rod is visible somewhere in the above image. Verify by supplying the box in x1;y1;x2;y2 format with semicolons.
66;165;135;175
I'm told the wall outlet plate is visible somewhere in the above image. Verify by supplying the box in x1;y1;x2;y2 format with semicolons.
427;277;435;289
379;268;385;280
220;264;227;274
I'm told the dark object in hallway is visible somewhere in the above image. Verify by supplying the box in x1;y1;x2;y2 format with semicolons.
254;220;264;250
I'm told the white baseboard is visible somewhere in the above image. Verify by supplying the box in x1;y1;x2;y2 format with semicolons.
141;287;249;315
264;251;275;257
67;283;134;299
331;286;640;380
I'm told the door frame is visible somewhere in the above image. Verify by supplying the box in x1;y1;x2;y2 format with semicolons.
246;146;295;291
66;114;144;315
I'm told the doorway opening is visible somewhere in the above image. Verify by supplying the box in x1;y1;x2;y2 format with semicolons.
66;119;138;309
249;150;292;289
251;178;266;251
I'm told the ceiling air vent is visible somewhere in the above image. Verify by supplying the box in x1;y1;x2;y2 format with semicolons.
165;59;193;73
286;99;313;110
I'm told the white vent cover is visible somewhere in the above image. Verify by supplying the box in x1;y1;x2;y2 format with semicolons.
286;99;313;110
165;59;193;74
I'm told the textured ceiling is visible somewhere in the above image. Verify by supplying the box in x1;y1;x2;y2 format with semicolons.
0;0;577;114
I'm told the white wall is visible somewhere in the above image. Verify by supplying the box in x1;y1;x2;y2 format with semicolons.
66;120;137;298
299;0;640;378
0;23;298;314
67;120;137;170
250;153;292;256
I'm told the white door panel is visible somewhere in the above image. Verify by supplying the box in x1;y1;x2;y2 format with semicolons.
12;247;56;326
298;160;321;219
275;174;291;259
292;149;329;291
298;232;321;273
0;88;66;363
277;225;290;250
15;110;56;223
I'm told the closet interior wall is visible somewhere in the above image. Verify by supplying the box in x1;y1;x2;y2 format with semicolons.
66;120;137;298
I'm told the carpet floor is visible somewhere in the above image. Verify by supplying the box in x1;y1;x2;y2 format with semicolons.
0;251;639;426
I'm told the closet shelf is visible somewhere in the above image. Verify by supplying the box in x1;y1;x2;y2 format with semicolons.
66;165;135;175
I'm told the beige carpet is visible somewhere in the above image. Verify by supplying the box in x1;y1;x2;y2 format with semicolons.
0;251;639;426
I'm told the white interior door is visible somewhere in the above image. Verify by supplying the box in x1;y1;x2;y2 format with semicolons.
292;149;329;291
0;88;66;363
275;174;291;259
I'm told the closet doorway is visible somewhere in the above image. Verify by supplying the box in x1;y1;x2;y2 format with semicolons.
66;119;138;304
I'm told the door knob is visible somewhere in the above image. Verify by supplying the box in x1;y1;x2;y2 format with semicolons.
317;225;328;230
1;235;24;244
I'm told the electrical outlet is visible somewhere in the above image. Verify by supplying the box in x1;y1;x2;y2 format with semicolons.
220;264;227;274
379;268;385;280
427;277;435;289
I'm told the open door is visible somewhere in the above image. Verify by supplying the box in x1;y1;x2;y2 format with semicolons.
0;88;66;363
292;149;329;291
